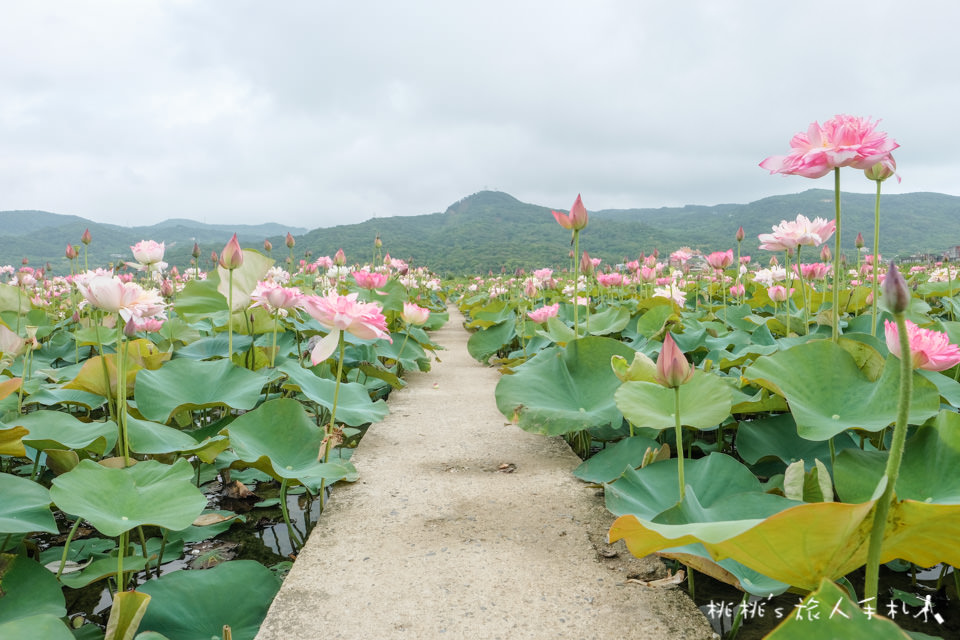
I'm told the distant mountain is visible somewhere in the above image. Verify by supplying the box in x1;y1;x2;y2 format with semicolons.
3;189;958;276
0;211;306;272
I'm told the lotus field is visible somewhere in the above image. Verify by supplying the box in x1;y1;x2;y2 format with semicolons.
0;236;447;639
463;118;960;637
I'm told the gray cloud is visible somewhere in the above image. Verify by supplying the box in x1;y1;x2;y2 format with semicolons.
2;1;959;229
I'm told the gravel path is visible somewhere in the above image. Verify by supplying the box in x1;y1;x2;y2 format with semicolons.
255;306;716;639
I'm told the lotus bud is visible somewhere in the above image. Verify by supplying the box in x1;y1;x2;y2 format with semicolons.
769;256;779;267
735;226;745;242
286;232;295;249
219;234;244;270
820;245;831;262
652;248;659;259
334;248;346;266
882;261;910;314
865;155;897;183
264;239;273;252
65;244;78;260
580;251;594;276
81;228;92;245
192;242;201;259
375;234;382;248
160;279;175;297
656;333;693;388
855;232;864;249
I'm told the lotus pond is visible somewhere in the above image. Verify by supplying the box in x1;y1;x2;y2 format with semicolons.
0;242;447;640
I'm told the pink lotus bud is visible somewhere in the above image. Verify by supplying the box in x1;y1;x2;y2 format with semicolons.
551;194;589;231
219;234;244;270
855;232;864;249
81;228;92;245
334;249;346;266
65;244;78;260
161;278;175;297
865;155;898;183
656;333;693;388
286;232;295;249
192;242;201;259
820;245;831;262
210;251;219;266
882;261;910;314
735;226;745;242
264;239;273;252
580;251;594;276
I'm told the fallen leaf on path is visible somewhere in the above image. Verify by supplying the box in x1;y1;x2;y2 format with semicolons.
626;569;685;588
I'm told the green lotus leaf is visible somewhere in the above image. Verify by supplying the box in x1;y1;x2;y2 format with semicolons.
222;398;359;491
835;409;960;504
572;435;661;483
614;370;733;431
13;411;117;455
535;315;577;346
57;552;150;589
134;358;268;423
22;387;106;411
585;307;630;336
467;319;516;362
736;413;858;473
465;300;513;328
604;453;764;521
0;472;58;534
0;553;66;623
173;334;254;360
0;614;74;640
635;303;677;340
917;367;960;408
422;310;448;331
743;340;940;440
278;361;388;427
173;276;228;324
765;578;911;639
126;413;228;456
138;560;280;640
376;333;428;370
50;459;206;537
495;337;636;436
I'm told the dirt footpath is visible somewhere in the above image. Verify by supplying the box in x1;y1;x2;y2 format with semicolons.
255;306;716;640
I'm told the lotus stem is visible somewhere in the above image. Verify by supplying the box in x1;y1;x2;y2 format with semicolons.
278;477;303;551
117;530;128;592
784;250;792;336
227;269;234;358
796;246;810;330
831;168;841;342
871;180;882;337
864;310;913;603
674;386;685;501
573;229;580;336
116;316;130;465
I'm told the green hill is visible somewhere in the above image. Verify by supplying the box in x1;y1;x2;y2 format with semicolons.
3;189;958;276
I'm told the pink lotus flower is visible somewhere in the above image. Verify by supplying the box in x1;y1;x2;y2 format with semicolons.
76;274;166;323
758;214;836;251
767;285;794;303
219;234;244;270
401;302;431;326
656;333;693;388
304;292;391;364
729;283;745;297
250;281;305;315
315;256;334;269
527;303;559;324
885;319;960;371
352;269;389;290
760;115;899;179
705;250;734;270
596;272;624;287
797;262;831;280
670;248;694;265
127;240;168;273
551;194;589;231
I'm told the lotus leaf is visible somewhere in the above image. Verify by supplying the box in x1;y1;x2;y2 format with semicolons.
736;413;858;473
105;590;151;640
58;552;150;589
0;553;66;623
278;361;388;426
0;614;74;640
614;370;733;431
126;413;228;456
50;458;206;537
137;560;280;640
535;315;577;346
572;435;661;483
635;303;677;340
495;337;636;436
63;354;140;399
834;410;960;504
585;307;630;336
22;387;106;411
0;424;27;456
222;398;359;491
765;578;911;639
13;410;117;455
0;472;58;534
174;276;228;323
467;319;516;362
743;341;940;440
134;358;268;423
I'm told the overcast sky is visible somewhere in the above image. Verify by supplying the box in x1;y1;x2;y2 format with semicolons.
2;1;959;230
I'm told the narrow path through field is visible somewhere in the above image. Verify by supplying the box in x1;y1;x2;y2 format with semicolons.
255;307;715;639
